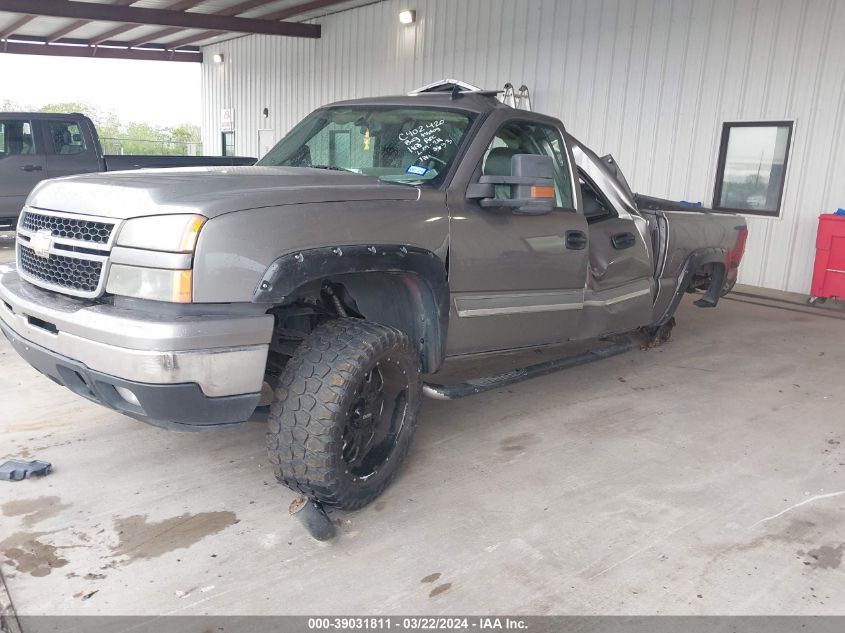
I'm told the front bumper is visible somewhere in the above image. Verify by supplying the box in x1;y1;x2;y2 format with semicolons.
0;265;273;428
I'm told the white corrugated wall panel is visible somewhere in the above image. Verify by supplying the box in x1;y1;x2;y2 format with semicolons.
201;0;845;295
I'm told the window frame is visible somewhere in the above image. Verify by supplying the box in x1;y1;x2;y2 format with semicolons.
712;120;794;217
221;131;235;157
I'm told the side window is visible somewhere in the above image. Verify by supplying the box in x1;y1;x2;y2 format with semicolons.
49;121;87;155
0;120;36;158
481;121;575;209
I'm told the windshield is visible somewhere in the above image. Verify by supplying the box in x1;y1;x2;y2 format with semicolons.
257;106;475;186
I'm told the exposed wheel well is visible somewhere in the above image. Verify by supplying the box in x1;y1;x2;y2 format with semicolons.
652;250;728;326
265;272;446;377
687;261;727;293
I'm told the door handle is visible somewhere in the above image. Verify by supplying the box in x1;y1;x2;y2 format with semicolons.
21;165;43;172
611;232;636;250
565;230;587;250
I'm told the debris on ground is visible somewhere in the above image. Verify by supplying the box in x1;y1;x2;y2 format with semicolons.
639;317;676;350
0;460;52;482
290;496;336;541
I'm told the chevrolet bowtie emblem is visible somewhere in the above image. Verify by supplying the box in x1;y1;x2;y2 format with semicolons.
30;228;54;258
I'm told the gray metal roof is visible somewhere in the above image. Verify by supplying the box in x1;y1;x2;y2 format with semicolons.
0;0;376;62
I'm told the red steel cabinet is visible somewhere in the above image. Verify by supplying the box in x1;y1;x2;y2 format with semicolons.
811;214;845;300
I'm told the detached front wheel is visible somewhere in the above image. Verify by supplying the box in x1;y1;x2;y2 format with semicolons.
267;318;421;510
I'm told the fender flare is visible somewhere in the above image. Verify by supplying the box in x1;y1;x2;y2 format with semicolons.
253;244;450;372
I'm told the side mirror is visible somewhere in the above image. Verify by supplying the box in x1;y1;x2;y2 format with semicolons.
467;154;556;215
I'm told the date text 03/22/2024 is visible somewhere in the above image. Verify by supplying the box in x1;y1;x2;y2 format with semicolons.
307;617;528;630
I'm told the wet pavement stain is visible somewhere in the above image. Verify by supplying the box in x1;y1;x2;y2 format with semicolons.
798;544;843;570
495;432;539;462
719;518;818;555
421;573;441;583
499;432;538;453
1;447;32;459
0;532;68;577
429;583;452;598
2;496;70;528
111;511;238;563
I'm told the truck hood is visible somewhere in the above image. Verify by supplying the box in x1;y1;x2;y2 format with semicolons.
26;166;421;219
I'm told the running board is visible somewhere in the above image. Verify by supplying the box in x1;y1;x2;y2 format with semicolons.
422;338;634;400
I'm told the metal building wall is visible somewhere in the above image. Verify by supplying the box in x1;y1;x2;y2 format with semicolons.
201;0;845;294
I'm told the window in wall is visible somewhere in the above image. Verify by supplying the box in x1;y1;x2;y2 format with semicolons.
713;121;793;216
329;129;352;168
222;131;235;156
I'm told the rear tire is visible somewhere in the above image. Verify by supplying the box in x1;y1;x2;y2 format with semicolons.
267;318;421;510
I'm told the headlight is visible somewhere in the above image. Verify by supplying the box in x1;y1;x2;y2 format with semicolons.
116;214;206;252
106;265;193;303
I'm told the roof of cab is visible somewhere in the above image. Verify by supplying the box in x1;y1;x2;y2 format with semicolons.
0;112;90;119
324;90;512;114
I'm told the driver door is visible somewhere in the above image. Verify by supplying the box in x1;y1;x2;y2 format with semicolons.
445;114;589;356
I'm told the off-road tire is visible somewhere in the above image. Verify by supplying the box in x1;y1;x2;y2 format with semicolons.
267;318;421;510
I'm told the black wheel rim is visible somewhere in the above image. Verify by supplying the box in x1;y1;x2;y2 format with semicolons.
341;357;409;480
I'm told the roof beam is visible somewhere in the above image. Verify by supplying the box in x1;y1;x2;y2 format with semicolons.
45;0;137;43
125;0;278;48
0;0;321;38
261;0;354;21
5;33;200;50
0;14;34;39
166;0;348;50
88;21;141;45
84;0;203;45
0;39;201;62
45;20;92;43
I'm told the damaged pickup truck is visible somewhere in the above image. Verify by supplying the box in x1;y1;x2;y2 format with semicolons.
0;83;747;511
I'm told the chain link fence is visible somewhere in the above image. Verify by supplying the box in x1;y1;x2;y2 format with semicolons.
100;137;202;156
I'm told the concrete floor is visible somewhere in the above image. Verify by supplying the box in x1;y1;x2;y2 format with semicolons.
1;232;844;616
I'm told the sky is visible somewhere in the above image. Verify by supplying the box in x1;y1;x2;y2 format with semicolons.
0;54;202;127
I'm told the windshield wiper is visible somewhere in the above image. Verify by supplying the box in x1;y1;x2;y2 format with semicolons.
308;164;356;172
378;176;423;187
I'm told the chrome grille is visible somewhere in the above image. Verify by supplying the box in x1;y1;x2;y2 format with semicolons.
21;210;114;244
16;208;118;299
18;245;103;294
